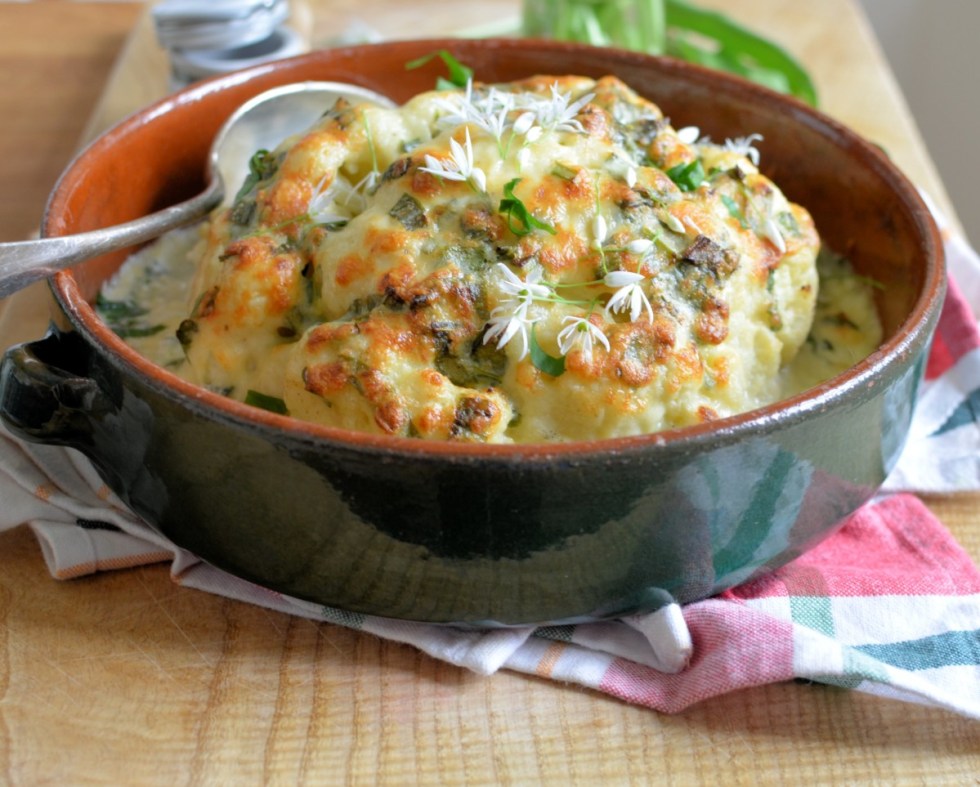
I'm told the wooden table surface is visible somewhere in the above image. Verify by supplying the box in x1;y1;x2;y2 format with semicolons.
1;2;977;784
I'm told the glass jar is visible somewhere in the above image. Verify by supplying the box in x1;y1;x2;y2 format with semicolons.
521;0;667;53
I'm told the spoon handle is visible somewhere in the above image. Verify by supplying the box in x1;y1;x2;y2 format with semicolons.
0;180;223;300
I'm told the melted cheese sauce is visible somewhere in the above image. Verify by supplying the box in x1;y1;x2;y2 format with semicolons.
100;75;882;442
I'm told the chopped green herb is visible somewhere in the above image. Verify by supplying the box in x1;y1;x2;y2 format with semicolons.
229;149;279;228
342;293;388;322
114;324;166;339
382;157;413;184
244;389;288;415
551;162;578;181
777;211;800;236
96;293;166;339
405;49;474;89
720;194;748;228
229;199;256;227
436;340;507;389
824;311;860;330
666;159;705;192
443;243;496;273
233;149;278;204
95;293;147;320
499;178;557;237
388;193;427;230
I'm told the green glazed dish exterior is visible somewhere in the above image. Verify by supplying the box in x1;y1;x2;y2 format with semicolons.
0;40;945;625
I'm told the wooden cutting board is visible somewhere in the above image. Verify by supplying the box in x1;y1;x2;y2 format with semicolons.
1;2;977;784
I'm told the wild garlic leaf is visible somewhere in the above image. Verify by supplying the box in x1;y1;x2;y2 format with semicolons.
405;50;474;88
233;149;278;203
499;178;557;237
244;389;288;415
95;293;166;338
666;159;705;192
529;324;565;377
720;194;748;228
389;193;427;230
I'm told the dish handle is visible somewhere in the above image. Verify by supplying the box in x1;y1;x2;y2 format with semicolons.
0;330;119;451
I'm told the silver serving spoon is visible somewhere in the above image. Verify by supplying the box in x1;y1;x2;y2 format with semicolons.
0;81;396;299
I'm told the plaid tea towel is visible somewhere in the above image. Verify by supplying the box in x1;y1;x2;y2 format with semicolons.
1;202;979;719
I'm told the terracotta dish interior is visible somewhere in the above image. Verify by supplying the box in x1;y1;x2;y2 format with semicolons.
44;39;944;454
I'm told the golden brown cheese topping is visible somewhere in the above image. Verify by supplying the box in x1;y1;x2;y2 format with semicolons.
104;75;870;443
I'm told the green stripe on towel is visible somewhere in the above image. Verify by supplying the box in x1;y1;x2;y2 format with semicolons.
856;629;980;670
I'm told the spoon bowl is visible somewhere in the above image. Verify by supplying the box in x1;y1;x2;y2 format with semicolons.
209;81;397;209
0;81;394;299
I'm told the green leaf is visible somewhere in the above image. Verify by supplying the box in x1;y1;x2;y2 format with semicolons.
520;0;817;107
720;194;748;228
95;292;148;320
114;324;167;339
388;193;427;230
405;50;474;88
95;293;166;338
529;324;565;377
666;159;705;192
244;390;288;415
233;149;278;204
550;162;578;181
499;178;558;237
665;0;818;106
229;149;279;228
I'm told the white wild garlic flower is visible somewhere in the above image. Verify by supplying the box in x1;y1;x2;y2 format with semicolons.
592;214;608;248
723;133;764;166
533;83;595;134
762;215;787;254
626;238;654;256
557;316;610;364
307;175;353;225
481;264;552;359
511;110;537;136
604;270;654;324
676;125;701;145
431;79;477;129
663;212;687;235
418;127;487;193
494;262;551;303
483;298;537;360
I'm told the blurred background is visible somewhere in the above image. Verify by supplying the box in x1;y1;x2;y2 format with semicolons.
126;0;980;248
144;0;980;247
859;0;979;246
2;0;977;247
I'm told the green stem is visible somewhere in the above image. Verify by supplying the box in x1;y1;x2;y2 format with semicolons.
665;0;817;105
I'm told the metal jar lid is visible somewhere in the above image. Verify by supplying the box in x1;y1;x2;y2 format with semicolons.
152;0;307;88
